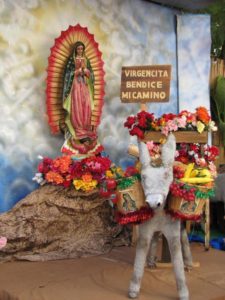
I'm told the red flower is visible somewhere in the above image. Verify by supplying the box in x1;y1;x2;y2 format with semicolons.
138;117;147;128
124;166;139;177
38;157;53;174
105;178;117;190
176;156;189;164
99;188;112;198
137;111;154;121
162;113;176;122
189;144;200;153
69;161;84;178
63;180;72;188
124;116;136;129
129;127;144;139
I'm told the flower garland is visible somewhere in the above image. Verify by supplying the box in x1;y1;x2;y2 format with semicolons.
166;210;202;222
33;154;118;193
115;206;154;225
175;143;219;170
124;107;217;139
116;174;141;190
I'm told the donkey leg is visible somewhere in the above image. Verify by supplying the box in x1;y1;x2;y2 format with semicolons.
165;224;189;300
128;224;153;299
181;223;193;271
147;231;160;268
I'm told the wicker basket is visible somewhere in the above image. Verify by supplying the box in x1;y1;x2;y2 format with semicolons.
168;195;205;219
116;177;146;214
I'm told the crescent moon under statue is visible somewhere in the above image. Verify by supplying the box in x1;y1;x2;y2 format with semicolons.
46;24;105;157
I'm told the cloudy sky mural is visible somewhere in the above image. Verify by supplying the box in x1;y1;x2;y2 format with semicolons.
0;0;210;212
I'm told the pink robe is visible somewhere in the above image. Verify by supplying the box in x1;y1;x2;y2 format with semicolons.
70;58;96;140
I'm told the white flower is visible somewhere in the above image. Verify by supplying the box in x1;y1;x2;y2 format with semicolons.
208;120;218;132
188;150;195;156
37;155;43;160
32;173;45;185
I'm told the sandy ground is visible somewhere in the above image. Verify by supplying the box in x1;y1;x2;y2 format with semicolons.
0;243;224;300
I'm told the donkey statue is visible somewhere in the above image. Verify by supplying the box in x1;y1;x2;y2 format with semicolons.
128;134;190;300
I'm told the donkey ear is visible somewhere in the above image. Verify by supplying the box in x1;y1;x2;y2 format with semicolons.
161;133;176;167
138;140;151;167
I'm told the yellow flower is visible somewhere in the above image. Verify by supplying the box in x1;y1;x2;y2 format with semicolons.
196;121;205;133
116;167;124;176
82;180;98;191
73;179;98;192
73;179;83;190
106;170;114;178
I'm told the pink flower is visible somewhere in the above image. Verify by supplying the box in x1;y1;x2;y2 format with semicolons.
146;141;155;151
167;120;178;132
177;116;187;128
208;162;217;178
196;157;207;167
162;126;169;136
0;236;7;249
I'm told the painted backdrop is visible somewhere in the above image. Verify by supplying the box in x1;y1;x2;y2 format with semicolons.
0;0;210;212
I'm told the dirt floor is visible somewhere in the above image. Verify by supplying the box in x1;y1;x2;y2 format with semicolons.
0;243;224;300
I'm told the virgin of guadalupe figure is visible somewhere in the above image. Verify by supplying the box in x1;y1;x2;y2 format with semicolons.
62;41;96;154
46;24;105;157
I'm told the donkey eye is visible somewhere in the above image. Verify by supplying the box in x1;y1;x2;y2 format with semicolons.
164;171;170;179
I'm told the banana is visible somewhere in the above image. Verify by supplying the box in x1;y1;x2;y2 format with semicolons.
198;169;212;178
183;163;195;178
190;169;199;177
180;177;213;184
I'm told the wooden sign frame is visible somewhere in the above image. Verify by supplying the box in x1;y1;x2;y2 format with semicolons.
120;65;171;103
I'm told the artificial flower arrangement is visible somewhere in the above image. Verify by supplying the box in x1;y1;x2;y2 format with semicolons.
33;154;153;224
33;154;122;194
129;141;218;221
124;106;217;139
166;142;218;220
124;106;219;221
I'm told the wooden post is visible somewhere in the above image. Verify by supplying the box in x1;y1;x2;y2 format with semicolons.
140;103;147;112
204;198;210;250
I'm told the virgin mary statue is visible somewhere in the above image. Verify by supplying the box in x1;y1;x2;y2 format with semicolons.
46;25;105;157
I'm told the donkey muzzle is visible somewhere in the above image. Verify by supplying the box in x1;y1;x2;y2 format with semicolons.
145;194;164;209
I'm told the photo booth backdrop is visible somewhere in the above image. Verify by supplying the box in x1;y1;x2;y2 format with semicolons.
0;0;211;212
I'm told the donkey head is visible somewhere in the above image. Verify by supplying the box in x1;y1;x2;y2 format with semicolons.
138;134;176;209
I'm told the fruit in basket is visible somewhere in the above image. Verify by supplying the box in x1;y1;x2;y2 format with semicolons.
180;177;213;184
198;168;211;178
190;169;199;177
180;162;213;184
183;163;195;178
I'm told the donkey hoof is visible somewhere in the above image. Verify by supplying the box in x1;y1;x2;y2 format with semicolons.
128;290;139;299
184;265;192;273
